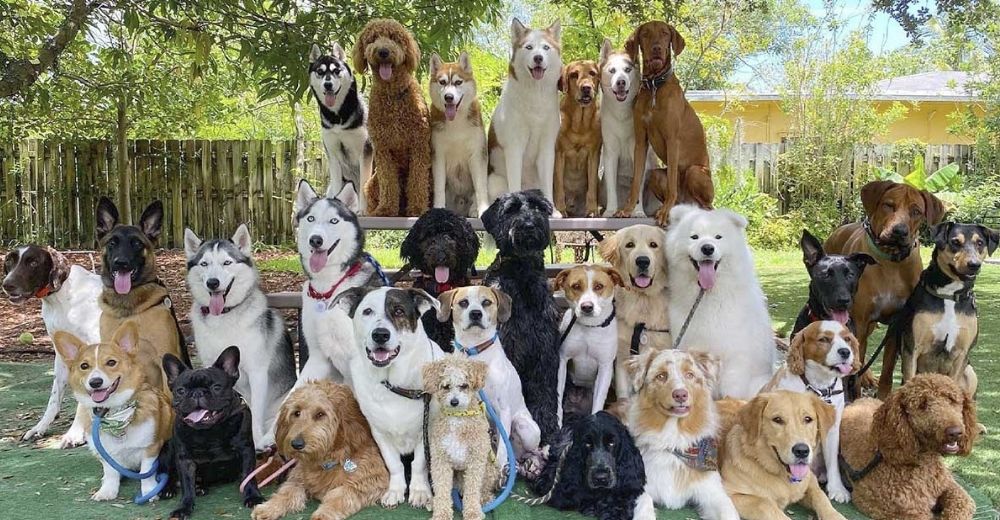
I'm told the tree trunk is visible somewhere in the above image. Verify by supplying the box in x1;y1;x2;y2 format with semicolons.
294;101;305;176
114;93;132;223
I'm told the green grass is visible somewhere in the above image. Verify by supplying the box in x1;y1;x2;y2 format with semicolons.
1;249;998;519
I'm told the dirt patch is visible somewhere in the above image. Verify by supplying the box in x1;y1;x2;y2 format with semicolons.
0;248;303;363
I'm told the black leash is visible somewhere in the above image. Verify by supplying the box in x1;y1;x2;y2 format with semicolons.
388;263;411;285
672;288;706;349
838;451;883;483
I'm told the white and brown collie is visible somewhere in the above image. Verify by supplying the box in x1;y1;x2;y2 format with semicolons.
628;349;739;520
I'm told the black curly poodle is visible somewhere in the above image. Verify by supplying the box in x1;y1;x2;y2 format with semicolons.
528;411;646;520
399;208;479;350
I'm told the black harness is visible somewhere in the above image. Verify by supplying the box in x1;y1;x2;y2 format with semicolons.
838;450;884;483
800;374;843;405
559;303;617;347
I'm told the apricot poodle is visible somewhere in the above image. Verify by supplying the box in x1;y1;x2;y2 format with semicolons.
839;374;978;520
251;381;388;520
353;19;431;216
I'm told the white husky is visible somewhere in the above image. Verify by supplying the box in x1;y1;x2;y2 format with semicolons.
598;38;648;217
309;43;373;214
487;19;563;213
429;52;490;217
184;224;296;449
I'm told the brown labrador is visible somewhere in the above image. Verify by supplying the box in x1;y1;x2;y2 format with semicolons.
555;60;603;217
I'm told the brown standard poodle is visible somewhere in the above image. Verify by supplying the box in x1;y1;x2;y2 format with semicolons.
251;381;388;520
353;19;431;217
839;374;978;520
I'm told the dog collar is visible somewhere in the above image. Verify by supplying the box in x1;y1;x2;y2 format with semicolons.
380;380;425;400
93;399;139;437
454;334;498;356
559;304;617;347
308;261;363;300
640;63;674;107
33;285;53;298
920;278;973;303
799;374;843;405
671;436;719;472
441;401;486;418
863;218;914;263
630;322;670;355
320;458;358;473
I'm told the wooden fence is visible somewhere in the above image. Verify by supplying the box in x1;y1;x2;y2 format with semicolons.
0;139;332;249
0;139;983;249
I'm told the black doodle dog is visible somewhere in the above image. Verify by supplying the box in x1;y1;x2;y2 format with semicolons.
792;229;875;336
398;208;480;351
482;190;560;445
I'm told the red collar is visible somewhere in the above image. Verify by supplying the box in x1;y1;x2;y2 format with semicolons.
34;286;52;298
435;281;453;293
308;262;362;300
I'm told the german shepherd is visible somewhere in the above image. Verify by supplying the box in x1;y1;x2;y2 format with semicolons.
95;197;191;367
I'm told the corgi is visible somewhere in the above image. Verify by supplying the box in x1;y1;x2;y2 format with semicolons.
429;52;490;218
53;321;173;502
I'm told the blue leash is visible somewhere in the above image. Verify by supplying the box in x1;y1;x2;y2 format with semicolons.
450;389;516;513
363;253;391;286
90;412;168;504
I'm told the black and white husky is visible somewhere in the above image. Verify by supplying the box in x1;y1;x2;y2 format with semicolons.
184;224;296;450
295;179;382;389
309;43;373;215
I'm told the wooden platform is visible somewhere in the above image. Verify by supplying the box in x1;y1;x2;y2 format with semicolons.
358;216;657;231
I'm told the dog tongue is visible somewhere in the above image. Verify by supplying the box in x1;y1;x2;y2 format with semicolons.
634;275;651;288
789;463;810;481
185;409;209;424
324;92;336;107
114;271;132;294
379;63;393;81
445;104;458;121
209;293;225;316
91;387;111;403
831;310;850;324
309;251;328;273
372;349;391;362
835;363;853;375
697;261;717;290
531;67;545;80
435;266;450;283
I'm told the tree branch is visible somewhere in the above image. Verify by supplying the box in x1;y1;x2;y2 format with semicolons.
0;0;104;99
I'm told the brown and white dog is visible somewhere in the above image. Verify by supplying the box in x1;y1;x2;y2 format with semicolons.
429;52;490;218
629;349;739;520
825;180;945;386
353;19;431;216
720;391;844;520
53;322;173;502
761;321;861;503
615;21;714;225
554;60;602;217
4;246;102;446
600;225;671;399
553;265;623;426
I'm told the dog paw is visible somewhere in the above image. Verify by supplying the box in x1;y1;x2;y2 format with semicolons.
243;488;264;508
408;487;433;510
517;449;547;480
551;208;564;219
91;486;119;501
827;484;851;504
381;488;406;508
251;503;281;520
58;428;87;449
21;426;46;442
159;486;177;500
195;485;209;497
462;509;485;520
168;507;192;520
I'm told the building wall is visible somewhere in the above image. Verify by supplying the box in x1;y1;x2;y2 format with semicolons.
690;99;984;145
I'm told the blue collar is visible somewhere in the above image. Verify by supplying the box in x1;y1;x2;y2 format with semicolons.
454;333;499;356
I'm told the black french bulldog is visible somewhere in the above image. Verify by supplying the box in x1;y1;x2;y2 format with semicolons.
792;229;876;336
160;346;262;519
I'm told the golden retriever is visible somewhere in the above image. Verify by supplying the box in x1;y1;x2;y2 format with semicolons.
720;391;845;520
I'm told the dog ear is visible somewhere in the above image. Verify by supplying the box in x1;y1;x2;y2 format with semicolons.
527;189;553;216
232;224;253;257
786;330;806;375
351;30;369;73
959;388;978;455
409;288;439;316
846;332;862;374
421;360;443;394
111;320;140;354
274;396;294;455
598;233;620;266
214;346;241;381
553;268;571;291
479;197;501;235
459;51;472;73
331;286;369;318
982;226;1000;256
162;353;187;386
331;42;346;61
510;18;528;44
719;208;748;230
184;228;202;259
860;180;895;218
295;179;320;216
871;388;920;464
547;19;561;41
492;287;512;323
429;53;442;76
599;38;612;66
96;196;120;241
402;27;420;74
52;331;86;361
557;66;565;92
668;203;699;225
690;351;721;388
623;26;639;62
331;182;359;213
921;190;945;225
45;247;70;292
932;222;954;248
138;200;164;242
739;394;771;443
469;359;488;390
436;289;456;323
310;43;322;62
810;393;837;444
603;266;626;287
626;348;654;393
847;252;877;271
800;230;824;270
669;24;686;56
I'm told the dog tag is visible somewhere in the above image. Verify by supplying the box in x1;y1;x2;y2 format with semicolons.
343;459;357;473
640;332;648;345
315;300;328;313
163;297;172;309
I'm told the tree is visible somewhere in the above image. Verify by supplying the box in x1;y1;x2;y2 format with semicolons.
872;0;998;41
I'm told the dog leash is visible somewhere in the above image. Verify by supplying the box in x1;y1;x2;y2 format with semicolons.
672;288;706;349
449;389;517;513
239;455;298;495
90;411;168;504
511;442;572;506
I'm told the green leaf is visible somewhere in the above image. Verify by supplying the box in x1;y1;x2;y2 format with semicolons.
926;163;961;192
903;167;926;190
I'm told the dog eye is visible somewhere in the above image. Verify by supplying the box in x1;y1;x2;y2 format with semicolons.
819;336;831;343
625;241;635;248
804;416;814;423
454;80;462;86
585;442;592;449
883;202;895;210
715;235;722;240
459;383;469;390
393;307;405;317
543;44;550;50
212;384;223;393
200;261;208;267
572;283;582;291
685;371;695;380
609;68;616;73
329;218;340;224
525;44;534;50
106;359;117;367
80;362;90;370
482;299;492;307
109;238;118;247
315;411;326;420
910;208;922;217
176;387;186;396
458;299;469;308
690;234;699;240
772;416;785;425
441;384;451;390
293;410;301;418
570;72;578;79
438;79;447;85
951;238;962;247
589;70;596;76
223;260;232;266
362;308;373;316
307;216;315;222
624;67;632;73
594;283;604;291
649;242;659;248
655;373;668;382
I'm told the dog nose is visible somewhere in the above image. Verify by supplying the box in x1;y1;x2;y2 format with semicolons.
469;309;483;321
792;443;810;460
968;260;982;273
323;81;333;90
377;48;389;59
945;426;963;442
533;54;543;65
635;256;650;269
580;302;594;315
590;467;613;486
836;296;851;307
615;78;626;88
837;347;852;359
206;278;220;291
444;93;455;103
891;224;909;238
112;260;130;271
309;235;324;249
1;281;15;294
88;377;104;389
581;85;593;95
371;327;391;345
672;388;688;403
701;243;715;256
290;437;305;451
449;398;460;407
